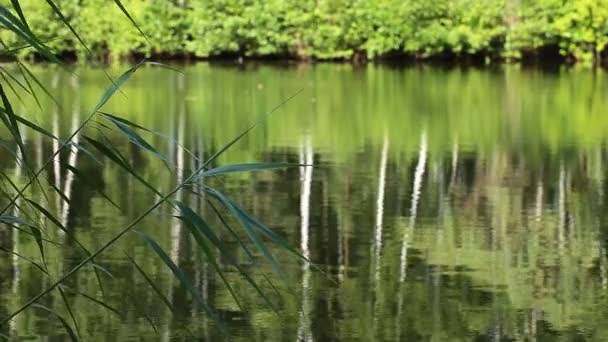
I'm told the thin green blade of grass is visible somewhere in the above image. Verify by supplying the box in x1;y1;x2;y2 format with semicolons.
42;0;91;54
59;285;122;318
174;203;244;311
0;72;26;105
0;246;47;274
112;0;149;42
93;61;143;113
202;187;286;279
25;197;109;297
144;61;184;74
179;198;280;313
205;199;254;260
8;0;29;29
0;108;58;140
201;163;302;178
29;224;45;262
0;83;25;158
0;6;62;64
31;304;78;341
16;60;60;106
62;164;119;209
0;65;32;95
124;253;175;314
136;231;221;325
98;112;151;132
0;214;31;226
15;60;42;108
57;286;82;339
24;198;65;231
83;135;162;196
103;115;167;162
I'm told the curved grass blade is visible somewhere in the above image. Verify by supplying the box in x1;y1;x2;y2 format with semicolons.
0;72;25;105
94;61;143;113
25;198;109;296
9;0;29;30
57;287;82;338
112;0;149;42
202;187;285;279
0;246;47;274
145;61;184;74
62;164;119;209
0;65;32;95
0;6;62;64
98;112;150;132
31;304;78;341
43;0;90;54
177;200;279;312
14;114;57;140
136;231;221;327
25;198;65;231
15;61;41;108
0;214;31;226
201;163;301;178
83;135;162;196
16;61;60;106
0;83;24;157
174;203;243;311
206;199;254;260
102;114;166;162
60;285;122;318
124;253;175;314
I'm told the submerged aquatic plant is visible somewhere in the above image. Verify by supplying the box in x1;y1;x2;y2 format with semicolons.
0;1;305;339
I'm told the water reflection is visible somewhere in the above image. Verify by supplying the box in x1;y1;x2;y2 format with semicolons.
0;64;607;340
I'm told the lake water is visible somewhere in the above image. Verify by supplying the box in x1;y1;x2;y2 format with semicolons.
1;63;608;341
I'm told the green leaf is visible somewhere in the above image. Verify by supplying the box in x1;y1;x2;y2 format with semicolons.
16;60;60;105
60;285;122;318
43;0;91;54
0;82;25;159
0;6;62;64
25;198;66;232
9;0;29;30
0;245;47;274
31;304;79;341
174;202;244;311
101;113;167;162
62;164;119;209
136;231;220;325
0;108;58;141
201;163;301;177
57;287;82;339
83;135;161;196
202;187;286;279
93;62;142;113
124;253;175;314
112;0;149;42
98;111;151;132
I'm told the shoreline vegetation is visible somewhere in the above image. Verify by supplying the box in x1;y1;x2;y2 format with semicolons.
2;0;608;66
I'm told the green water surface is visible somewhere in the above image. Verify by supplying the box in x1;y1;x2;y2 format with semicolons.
1;63;608;341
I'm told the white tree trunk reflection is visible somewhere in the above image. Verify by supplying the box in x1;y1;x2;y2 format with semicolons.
400;130;427;282
296;135;313;342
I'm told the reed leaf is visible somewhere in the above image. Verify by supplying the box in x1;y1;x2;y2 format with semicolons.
31;304;78;341
136;231;219;323
124;253;175;314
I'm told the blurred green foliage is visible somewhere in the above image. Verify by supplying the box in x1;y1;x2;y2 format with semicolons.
1;0;608;64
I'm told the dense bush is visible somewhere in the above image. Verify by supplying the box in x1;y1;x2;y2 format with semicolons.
2;0;608;64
